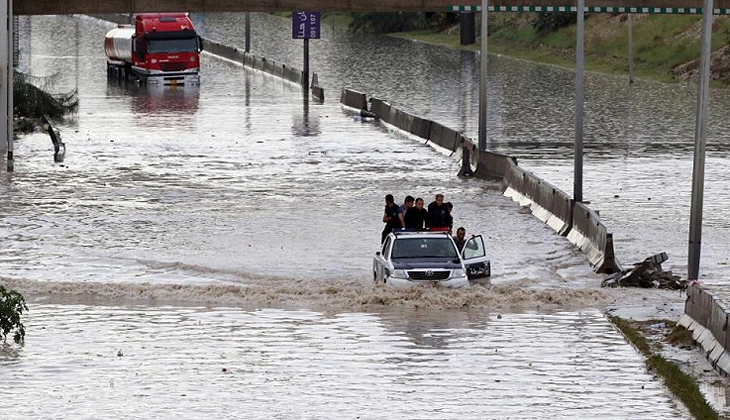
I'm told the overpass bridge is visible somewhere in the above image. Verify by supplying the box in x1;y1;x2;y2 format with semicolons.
11;0;730;14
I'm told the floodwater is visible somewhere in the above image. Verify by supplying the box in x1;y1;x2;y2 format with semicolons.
1;305;687;419
193;12;730;287
0;13;723;418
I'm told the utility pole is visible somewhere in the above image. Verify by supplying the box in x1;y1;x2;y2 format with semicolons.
1;0;13;172
478;0;488;152
688;0;714;280
303;38;309;88
628;13;634;84
574;0;585;202
245;12;251;53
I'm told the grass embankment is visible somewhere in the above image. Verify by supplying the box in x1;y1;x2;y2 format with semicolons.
389;14;730;85
609;316;720;420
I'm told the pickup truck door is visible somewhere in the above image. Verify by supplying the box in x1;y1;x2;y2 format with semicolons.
374;237;392;283
461;235;491;280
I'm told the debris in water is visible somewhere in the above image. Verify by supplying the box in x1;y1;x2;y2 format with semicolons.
601;252;687;290
496;314;502;319
117;349;123;357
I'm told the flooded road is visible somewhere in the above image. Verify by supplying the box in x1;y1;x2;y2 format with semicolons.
1;305;687;419
0;14;718;417
2;14;599;288
192;12;730;287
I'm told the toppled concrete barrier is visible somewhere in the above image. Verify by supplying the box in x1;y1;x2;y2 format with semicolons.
602;252;686;289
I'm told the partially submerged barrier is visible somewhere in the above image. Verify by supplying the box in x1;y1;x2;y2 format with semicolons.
680;284;730;375
340;88;620;274
311;73;324;102
201;39;307;86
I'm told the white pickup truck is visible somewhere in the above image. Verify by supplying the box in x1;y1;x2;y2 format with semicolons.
373;231;491;288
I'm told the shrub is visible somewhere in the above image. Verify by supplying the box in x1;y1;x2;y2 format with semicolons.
347;12;459;34
0;285;28;344
533;12;578;34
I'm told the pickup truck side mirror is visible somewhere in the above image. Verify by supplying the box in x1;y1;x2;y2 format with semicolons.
197;35;204;52
375;251;380;256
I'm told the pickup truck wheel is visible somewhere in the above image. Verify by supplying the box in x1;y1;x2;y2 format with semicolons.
373;271;378;284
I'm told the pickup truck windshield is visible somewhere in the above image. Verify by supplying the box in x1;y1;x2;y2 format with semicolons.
391;238;458;259
147;38;197;54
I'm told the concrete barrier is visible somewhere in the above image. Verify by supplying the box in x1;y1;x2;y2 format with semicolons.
273;63;284;78
411;116;431;140
391;108;414;133
680;284;730;375
369;98;390;119
428;122;460;152
567;202;620;273
201;39;245;64
474;150;515;180
340;89;368;111
311;73;324;102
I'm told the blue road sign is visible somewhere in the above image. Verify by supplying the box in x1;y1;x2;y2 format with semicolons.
292;11;320;39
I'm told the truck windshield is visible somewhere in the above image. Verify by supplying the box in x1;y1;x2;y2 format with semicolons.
147;38;197;54
391;238;458;259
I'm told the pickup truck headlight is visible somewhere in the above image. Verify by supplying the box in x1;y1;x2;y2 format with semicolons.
451;269;466;278
390;269;409;279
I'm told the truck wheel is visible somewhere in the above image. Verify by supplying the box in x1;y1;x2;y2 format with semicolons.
373;271;378;285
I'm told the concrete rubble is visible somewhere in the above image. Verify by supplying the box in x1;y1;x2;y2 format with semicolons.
602;252;687;290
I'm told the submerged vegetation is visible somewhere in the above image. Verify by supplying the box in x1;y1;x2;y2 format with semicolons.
609;316;719;420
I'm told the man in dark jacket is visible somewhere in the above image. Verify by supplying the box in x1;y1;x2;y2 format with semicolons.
427;194;447;228
382;194;405;243
444;202;454;232
405;197;428;229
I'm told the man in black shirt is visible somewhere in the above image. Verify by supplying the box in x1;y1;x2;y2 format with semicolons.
382;194;405;243
427;194;447;228
405;197;428;229
444;202;454;232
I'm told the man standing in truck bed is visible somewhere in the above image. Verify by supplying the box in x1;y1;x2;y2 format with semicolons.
382;194;405;243
405;197;428;229
427;194;448;229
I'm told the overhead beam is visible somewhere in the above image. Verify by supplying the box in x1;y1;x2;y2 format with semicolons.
15;0;721;15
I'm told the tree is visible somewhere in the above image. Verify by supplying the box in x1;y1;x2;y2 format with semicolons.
14;71;78;121
0;285;28;344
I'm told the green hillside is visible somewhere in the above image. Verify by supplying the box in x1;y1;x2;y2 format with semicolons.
387;13;730;85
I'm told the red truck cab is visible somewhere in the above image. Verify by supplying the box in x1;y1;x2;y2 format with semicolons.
106;13;202;86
